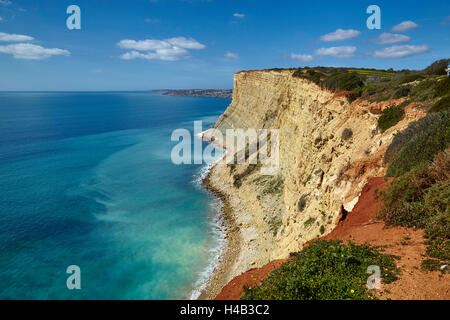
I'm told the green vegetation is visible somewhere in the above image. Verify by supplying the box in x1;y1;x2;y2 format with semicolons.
241;240;399;300
348;69;395;78
428;95;450;113
397;74;425;84
303;217;315;227
422;59;450;76
233;164;260;188
268;216;282;236
408;78;438;102
377;105;404;133
321;72;363;92
385;110;450;177
297;194;308;212
291;59;449;108
380;110;450;271
392;86;411;99
292;67;365;92
262;174;284;195
421;258;443;271
378;167;449;271
384;111;450;165
341;128;353;140
434;77;450;97
319;225;325;235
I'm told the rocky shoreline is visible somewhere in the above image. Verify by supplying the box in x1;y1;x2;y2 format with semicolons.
196;128;276;300
197;167;241;300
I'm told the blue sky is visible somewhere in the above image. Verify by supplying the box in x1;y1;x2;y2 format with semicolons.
0;0;449;91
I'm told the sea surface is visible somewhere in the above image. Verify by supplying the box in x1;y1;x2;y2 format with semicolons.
0;92;229;299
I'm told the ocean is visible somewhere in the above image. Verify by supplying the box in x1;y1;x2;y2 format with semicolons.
0;92;229;299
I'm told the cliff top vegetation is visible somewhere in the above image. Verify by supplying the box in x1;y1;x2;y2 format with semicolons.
291;59;449;111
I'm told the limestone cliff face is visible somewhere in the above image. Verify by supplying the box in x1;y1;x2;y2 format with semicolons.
208;70;425;271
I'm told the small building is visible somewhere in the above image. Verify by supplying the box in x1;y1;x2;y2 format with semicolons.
447;64;450;76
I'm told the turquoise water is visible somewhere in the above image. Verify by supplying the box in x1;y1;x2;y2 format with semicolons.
0;92;229;299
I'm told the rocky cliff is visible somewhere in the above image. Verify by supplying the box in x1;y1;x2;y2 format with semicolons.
203;69;425;297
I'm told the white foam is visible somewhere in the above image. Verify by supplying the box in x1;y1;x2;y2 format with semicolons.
188;197;227;300
188;142;229;300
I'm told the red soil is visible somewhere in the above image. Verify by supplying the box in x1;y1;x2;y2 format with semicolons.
215;177;449;300
215;259;288;300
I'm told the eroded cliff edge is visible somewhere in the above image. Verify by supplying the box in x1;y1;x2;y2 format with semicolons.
201;69;426;299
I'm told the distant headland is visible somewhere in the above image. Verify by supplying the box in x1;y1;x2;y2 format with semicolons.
151;89;232;98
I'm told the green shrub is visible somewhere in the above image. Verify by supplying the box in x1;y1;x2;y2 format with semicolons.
304;217;315;227
393;86;411;99
378;164;433;227
341;128;353;140
322;72;364;92
379;153;450;271
425;238;450;262
434;77;450;97
269;216;282;236
378;105;404;133
428;95;450;113
422;59;450;76
398;74;424;84
241;240;399;300
292;68;305;78
386;111;450;177
262;174;284;195
297;194;308;212
409;78;438;102
292;68;364;92
292;68;322;86
421;259;442;271
384;111;450;165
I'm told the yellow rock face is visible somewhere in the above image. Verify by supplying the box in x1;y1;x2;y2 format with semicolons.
210;69;426;267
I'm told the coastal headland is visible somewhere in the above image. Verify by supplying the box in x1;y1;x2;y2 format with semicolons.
152;89;232;98
198;65;449;300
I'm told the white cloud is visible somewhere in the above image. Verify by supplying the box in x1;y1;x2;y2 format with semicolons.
392;21;419;32
371;45;429;59
319;29;361;42
118;37;205;61
290;53;313;62
0;43;70;59
118;37;204;50
315;46;356;58
225;51;239;59
0;32;34;42
166;37;205;49
0;0;12;5
0;16;3;21
373;32;410;44
233;13;245;18
120;48;189;61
